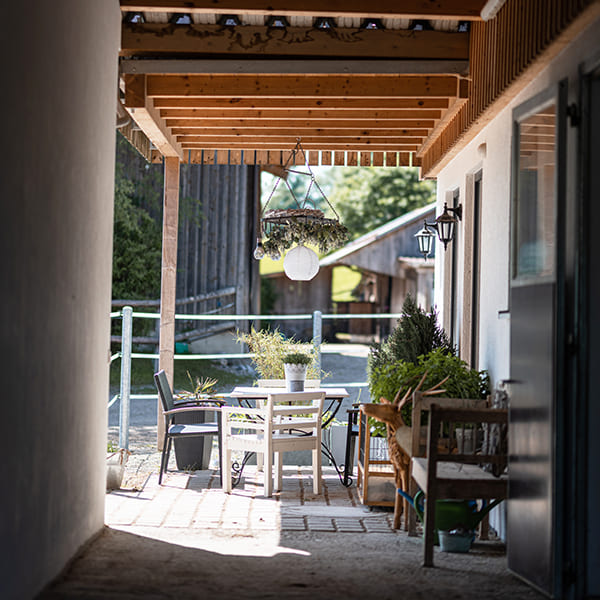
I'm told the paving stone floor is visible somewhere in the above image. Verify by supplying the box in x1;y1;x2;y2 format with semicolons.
107;463;395;535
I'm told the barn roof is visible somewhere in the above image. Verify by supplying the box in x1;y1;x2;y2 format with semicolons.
320;202;435;268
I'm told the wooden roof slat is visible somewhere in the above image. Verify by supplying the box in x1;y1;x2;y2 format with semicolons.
152;98;450;109
144;74;463;99
120;0;486;20
122;73;184;159
165;118;436;129
179;134;422;144
217;149;420;169
171;127;430;137
180;142;420;151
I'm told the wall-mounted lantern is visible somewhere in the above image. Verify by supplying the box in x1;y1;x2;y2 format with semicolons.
414;202;463;258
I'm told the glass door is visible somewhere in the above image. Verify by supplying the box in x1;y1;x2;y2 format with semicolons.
508;85;565;596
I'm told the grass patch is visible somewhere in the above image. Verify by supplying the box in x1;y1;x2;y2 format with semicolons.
110;355;254;395
173;359;253;393
331;266;362;303
259;255;284;274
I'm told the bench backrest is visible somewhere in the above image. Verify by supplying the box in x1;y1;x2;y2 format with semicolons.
426;404;509;467
410;392;490;459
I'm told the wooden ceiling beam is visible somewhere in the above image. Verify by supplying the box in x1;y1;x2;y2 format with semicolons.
152;98;450;109
182;146;421;153
182;146;420;154
181;149;422;166
121;58;467;76
167;119;434;130
122;74;184;159
121;25;469;61
145;74;464;99
180;140;420;150
174;128;428;139
158;109;442;120
120;1;485;20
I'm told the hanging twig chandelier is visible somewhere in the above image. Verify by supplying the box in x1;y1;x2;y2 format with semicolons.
253;140;349;280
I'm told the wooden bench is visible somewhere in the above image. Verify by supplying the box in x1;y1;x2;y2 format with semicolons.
411;404;508;567
405;393;490;535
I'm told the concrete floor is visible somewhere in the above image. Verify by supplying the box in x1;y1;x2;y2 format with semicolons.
39;464;544;600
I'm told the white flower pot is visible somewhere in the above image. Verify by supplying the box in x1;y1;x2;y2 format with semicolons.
106;449;129;490
283;363;308;392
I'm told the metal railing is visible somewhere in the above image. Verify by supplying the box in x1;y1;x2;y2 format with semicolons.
110;307;403;450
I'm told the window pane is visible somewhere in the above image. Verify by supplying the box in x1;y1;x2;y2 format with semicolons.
513;104;556;280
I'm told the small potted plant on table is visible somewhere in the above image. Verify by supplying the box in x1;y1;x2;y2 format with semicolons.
282;352;312;392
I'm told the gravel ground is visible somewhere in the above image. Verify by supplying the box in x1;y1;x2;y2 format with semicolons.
74;346;546;600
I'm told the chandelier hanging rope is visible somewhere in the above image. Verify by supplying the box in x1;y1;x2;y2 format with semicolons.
254;140;349;264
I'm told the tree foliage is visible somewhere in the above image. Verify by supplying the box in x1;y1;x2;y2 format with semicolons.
368;295;454;372
261;168;334;213
112;153;162;300
329;167;435;239
367;295;461;436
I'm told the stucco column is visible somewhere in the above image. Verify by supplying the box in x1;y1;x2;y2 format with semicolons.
158;156;180;447
0;1;121;597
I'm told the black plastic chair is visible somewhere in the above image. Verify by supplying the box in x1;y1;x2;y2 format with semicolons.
154;370;224;485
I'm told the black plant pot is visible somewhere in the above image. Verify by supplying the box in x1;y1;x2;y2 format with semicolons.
172;410;213;470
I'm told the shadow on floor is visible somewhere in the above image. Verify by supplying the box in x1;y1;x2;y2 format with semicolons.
39;525;543;600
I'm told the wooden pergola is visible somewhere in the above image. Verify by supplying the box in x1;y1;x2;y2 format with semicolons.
117;0;595;444
119;1;480;168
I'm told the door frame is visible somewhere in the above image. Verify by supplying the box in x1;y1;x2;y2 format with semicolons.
508;80;568;597
574;49;600;599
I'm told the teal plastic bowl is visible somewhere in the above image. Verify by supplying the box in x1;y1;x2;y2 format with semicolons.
439;530;472;553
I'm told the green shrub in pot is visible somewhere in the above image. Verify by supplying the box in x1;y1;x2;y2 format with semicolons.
368;349;490;434
367;296;489;436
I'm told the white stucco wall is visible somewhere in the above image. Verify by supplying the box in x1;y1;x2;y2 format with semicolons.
0;2;120;598
433;14;600;541
434;14;600;386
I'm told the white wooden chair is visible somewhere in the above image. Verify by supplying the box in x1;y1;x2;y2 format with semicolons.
249;380;322;473
221;391;325;497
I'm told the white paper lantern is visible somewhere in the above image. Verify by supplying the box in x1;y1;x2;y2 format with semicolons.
283;244;320;281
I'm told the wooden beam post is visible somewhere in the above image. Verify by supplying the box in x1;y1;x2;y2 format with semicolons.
157;156;180;449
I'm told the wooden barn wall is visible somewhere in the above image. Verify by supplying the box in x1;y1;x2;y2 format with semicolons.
335;213;435;277
265;268;333;340
421;0;594;175
176;164;259;339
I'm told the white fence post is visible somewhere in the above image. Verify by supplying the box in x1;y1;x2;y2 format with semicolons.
119;306;133;450
313;310;322;375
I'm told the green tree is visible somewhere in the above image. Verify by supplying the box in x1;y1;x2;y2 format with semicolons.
261;167;335;213
329;167;435;239
112;160;162;300
368;295;454;372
